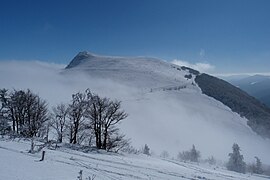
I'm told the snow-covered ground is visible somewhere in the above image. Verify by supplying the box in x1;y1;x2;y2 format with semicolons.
0;139;268;180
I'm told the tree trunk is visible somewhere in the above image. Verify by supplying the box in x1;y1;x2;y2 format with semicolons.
59;134;63;143
12;118;15;132
73;128;77;144
95;131;99;148
69;128;73;143
102;128;108;150
29;138;35;154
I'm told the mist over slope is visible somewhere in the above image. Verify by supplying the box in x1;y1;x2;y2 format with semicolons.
1;52;270;164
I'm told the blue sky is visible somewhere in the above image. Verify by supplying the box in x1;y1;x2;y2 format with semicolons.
0;0;270;74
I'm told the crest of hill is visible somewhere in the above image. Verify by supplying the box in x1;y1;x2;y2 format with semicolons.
65;51;198;89
65;51;270;138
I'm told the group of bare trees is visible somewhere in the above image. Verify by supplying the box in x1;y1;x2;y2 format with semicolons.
51;89;129;151
0;88;129;152
0;89;48;138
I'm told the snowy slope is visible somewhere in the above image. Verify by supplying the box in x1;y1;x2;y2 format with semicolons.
64;51;196;89
1;52;270;165
0;139;268;180
63;52;270;163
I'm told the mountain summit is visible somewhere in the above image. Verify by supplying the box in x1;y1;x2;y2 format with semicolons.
65;51;199;88
66;51;96;69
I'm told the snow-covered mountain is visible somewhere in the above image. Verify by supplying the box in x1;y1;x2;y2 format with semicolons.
62;51;270;163
1;51;270;179
65;51;197;89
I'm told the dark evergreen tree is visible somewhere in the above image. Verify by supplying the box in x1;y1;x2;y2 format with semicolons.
177;145;200;162
143;144;150;155
249;156;263;174
254;156;263;174
190;144;200;162
227;143;246;173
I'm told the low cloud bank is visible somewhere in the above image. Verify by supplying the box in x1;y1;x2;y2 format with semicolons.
172;59;215;73
1;60;270;164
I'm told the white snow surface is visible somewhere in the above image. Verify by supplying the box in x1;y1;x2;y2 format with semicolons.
0;139;268;180
64;51;194;89
1;52;270;167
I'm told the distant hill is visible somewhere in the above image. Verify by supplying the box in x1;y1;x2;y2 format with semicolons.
228;75;270;107
196;74;270;138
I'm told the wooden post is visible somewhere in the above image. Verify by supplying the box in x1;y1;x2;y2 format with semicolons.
40;151;45;161
29;138;35;154
77;170;83;180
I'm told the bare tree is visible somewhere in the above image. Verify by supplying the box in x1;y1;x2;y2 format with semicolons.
106;127;130;152
68;92;86;144
85;92;128;150
51;103;69;143
102;100;128;150
85;93;104;148
8;90;28;133
0;89;8;112
24;90;48;138
38;119;51;142
0;89;10;134
3;89;48;137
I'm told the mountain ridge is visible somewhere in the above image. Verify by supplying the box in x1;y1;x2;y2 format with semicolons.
64;51;198;89
57;51;270;162
65;51;270;139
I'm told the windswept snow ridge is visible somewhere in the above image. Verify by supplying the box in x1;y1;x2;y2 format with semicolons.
65;51;197;89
